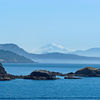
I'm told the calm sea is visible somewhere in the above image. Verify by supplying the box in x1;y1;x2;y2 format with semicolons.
0;63;100;100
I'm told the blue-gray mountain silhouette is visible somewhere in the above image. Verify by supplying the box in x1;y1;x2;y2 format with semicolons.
0;43;100;63
0;50;34;63
71;48;100;57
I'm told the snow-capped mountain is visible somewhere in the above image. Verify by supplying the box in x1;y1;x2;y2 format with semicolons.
0;43;100;63
40;43;68;53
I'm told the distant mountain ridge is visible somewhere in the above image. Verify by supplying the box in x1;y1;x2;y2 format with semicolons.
0;43;100;63
0;43;29;56
70;48;100;57
0;50;34;63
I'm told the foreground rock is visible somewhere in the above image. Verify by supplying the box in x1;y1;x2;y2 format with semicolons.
0;63;16;81
64;76;81;79
48;71;67;76
1;62;100;81
0;63;59;80
24;70;58;80
64;72;81;79
75;67;100;77
0;74;16;81
0;63;7;74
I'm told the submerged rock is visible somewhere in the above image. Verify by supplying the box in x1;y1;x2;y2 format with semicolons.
75;67;100;77
24;70;58;80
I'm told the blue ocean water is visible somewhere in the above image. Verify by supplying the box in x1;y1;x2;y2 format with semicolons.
0;63;100;100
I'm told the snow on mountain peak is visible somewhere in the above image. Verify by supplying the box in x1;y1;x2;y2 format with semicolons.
40;43;68;53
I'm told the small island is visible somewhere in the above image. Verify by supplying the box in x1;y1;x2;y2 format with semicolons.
0;63;100;81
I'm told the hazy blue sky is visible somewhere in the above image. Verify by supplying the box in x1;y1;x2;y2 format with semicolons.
0;0;100;52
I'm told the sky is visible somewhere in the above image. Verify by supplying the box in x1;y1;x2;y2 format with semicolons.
0;0;100;53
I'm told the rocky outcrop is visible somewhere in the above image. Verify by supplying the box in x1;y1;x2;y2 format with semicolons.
0;74;16;81
0;63;7;74
1;62;100;81
24;70;58;80
48;71;67;76
0;63;59;80
64;76;81;79
0;63;16;81
64;72;81;79
75;67;100;77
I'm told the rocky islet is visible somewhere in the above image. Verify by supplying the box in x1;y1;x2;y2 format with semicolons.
0;63;100;81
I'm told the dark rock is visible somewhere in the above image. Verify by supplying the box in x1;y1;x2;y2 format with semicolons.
0;63;7;74
24;70;58;80
67;72;75;76
75;67;100;77
64;72;81;79
50;71;67;76
0;63;59;80
0;74;16;81
64;75;81;79
0;63;16;81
